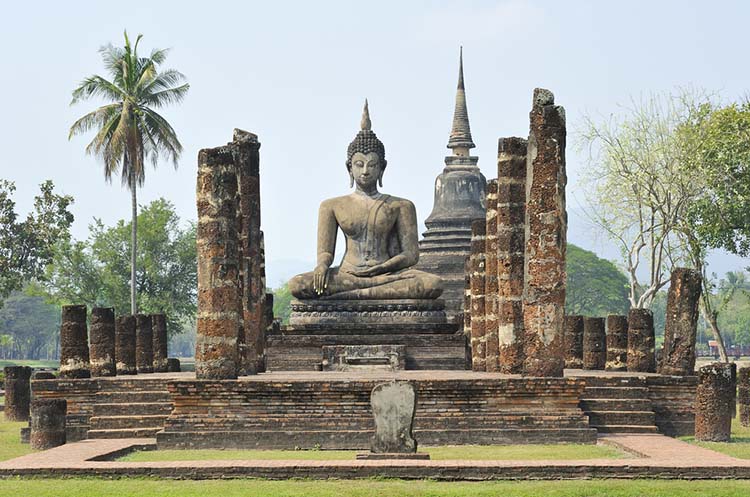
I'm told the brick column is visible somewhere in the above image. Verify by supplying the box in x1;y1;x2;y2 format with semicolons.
469;219;487;372
496;137;527;374
135;314;154;374
627;308;655;372
89;307;115;377
30;398;66;450
583;317;606;370
522;88;567;377
660;268;702;376
115;315;137;375
563;315;584;369
196;144;241;379
695;363;734;442
484;179;499;372
739;366;750;427
151;313;168;373
3;366;31;421
463;257;472;336
605;315;628;371
59;305;90;379
234;130;265;375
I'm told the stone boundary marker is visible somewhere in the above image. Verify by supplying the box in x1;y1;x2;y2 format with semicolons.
3;366;32;421
695;362;734;442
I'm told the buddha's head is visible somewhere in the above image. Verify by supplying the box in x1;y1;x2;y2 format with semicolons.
346;100;387;188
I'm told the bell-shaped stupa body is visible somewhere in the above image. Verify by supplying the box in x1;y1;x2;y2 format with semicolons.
418;49;487;321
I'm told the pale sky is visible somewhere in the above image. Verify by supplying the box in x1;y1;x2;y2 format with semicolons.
1;0;748;286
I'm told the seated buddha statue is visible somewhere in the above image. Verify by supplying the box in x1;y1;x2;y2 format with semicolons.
289;101;443;301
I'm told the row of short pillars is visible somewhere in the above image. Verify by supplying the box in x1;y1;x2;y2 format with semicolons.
695;364;750;441
60;305;177;378
564;309;655;372
4;368;66;450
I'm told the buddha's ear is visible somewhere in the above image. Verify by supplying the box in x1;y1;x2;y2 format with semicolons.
349;171;354;188
378;161;387;187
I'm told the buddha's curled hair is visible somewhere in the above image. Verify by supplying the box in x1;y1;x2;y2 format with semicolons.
346;99;387;171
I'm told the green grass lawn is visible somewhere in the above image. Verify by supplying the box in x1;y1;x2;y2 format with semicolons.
1;479;750;497
683;409;750;459
0;359;58;370
0;414;33;461
121;443;626;462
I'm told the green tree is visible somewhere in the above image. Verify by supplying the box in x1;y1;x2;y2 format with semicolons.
0;180;74;308
69;31;189;315
0;289;60;360
43;199;196;335
565;244;630;317
272;283;293;325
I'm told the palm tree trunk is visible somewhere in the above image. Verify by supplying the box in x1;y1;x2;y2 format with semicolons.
130;168;138;315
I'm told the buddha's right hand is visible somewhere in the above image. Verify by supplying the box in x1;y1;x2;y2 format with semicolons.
313;264;330;296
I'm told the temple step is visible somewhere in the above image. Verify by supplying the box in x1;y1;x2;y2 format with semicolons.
92;402;173;417
579;399;653;411
88;427;163;439
586;410;656;427
582;386;649;399
89;414;169;431
95;390;171;403
589;424;659;434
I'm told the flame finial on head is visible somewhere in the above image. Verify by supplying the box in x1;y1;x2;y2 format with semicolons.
361;99;372;131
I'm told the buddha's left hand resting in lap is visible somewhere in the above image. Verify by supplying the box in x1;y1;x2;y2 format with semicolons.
289;101;443;300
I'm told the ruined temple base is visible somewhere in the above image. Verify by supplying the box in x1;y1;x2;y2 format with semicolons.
269;299;468;371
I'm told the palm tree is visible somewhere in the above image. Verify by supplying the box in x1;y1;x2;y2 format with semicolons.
69;31;188;314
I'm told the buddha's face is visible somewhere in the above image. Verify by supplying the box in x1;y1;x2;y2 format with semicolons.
350;152;383;190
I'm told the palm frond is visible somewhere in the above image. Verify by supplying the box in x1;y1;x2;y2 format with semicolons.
140;107;183;167
71;76;126;104
68;103;122;139
142;83;190;108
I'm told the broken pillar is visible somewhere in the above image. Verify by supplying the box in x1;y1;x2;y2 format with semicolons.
196;143;241;379
583;317;606;370
3;366;32;421
30;398;66;450
627;308;655;372
469;219;486;372
660;268;702;376
151;313;168;373
563;315;584;369
605;315;628;372
483;179;499;372
695;362;734;442
522;88;567;377
496;137;527;374
89;307;115;377
59;305;90;379
115;315;137;375
739;366;750;427
233;129;264;375
135;314;154;374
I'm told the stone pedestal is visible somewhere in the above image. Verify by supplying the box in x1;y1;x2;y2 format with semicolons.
469;219;486;371
563;315;584;369
370;381;418;454
30;398;67;450
605;315;628;372
135;314;154;374
660;268;702;376
115;315;137;375
627;308;655;373
196;144;241;379
3;366;32;421
89;307;115;377
695;363;734;442
583;317;606;370
59;305;90;379
522;89;567;378
322;345;406;372
151;313;168;373
738;367;750;427
496;137;527;374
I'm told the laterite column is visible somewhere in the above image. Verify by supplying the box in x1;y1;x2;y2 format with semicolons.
484;179;499;372
522;89;567;377
115;315;137;375
496;137;527;374
59;305;90;379
583;317;606;370
196;144;241;379
469;219;487;371
135;314;154;374
660;268;702;375
605;315;628;371
739;367;750;427
3;366;32;421
89;307;115;377
563;315;584;370
627;308;655;372
151;313;168;373
695;363;734;442
30;398;66;450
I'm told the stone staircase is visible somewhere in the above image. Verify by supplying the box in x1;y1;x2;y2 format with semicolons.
87;380;172;439
579;376;658;434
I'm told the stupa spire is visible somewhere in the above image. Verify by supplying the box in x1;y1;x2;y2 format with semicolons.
447;47;475;154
